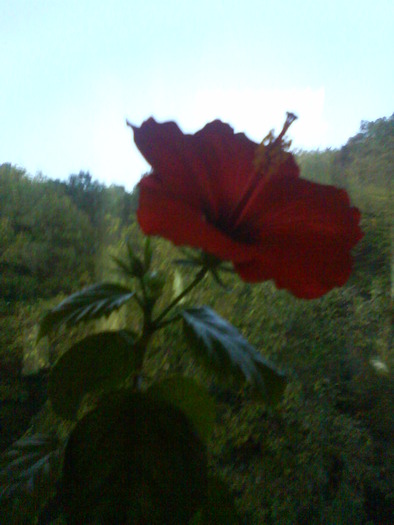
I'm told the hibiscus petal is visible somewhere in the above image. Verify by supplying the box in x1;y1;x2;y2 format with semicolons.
131;118;202;209
132;118;257;224
235;236;356;298
234;171;363;298
137;174;256;264
193;120;257;221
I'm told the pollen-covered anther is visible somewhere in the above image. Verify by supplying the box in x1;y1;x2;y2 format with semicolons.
254;112;298;178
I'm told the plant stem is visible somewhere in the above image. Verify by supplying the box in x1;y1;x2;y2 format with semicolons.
153;267;207;326
132;300;155;390
132;292;144;310
154;314;181;330
132;267;207;388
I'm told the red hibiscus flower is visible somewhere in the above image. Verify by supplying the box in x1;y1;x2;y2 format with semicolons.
129;116;363;299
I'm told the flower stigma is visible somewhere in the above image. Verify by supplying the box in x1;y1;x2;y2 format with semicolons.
254;112;298;179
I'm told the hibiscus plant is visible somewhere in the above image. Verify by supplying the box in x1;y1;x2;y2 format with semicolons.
0;115;362;524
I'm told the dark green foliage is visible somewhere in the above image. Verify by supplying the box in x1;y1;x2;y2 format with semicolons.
20;237;285;524
61;391;208;524
181;307;287;404
48;330;139;420
0;164;95;301
351;210;391;291
190;476;241;524
0;301;51;452
27;242;274;523
205;283;392;523
147;376;216;442
338;115;393;190
0;165;139;305
0;433;62;522
64;171;138;233
64;172;105;227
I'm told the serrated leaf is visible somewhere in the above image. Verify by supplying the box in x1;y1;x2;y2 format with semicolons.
211;268;231;290
148;376;216;442
49;330;138;420
111;254;136;279
181;307;287;405
0;434;62;512
38;283;135;340
62;391;208;524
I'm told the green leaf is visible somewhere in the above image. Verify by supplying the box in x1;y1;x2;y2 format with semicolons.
211;268;231;290
61;391;208;524
148;376;216;442
181;307;287;405
112;240;146;278
190;476;241;524
49;330;138;420
38;282;135;340
0;433;62;520
111;254;139;279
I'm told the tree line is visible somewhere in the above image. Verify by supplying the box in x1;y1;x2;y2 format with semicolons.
0;167;138;304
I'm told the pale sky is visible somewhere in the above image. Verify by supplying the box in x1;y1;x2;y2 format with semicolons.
1;0;393;190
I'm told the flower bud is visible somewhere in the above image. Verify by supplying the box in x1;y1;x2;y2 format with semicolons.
143;271;166;301
130;256;145;278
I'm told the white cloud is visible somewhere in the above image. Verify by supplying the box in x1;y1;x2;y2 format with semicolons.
184;86;327;150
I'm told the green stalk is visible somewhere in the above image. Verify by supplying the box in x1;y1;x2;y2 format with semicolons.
153;267;207;326
132;300;154;390
132;266;208;388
